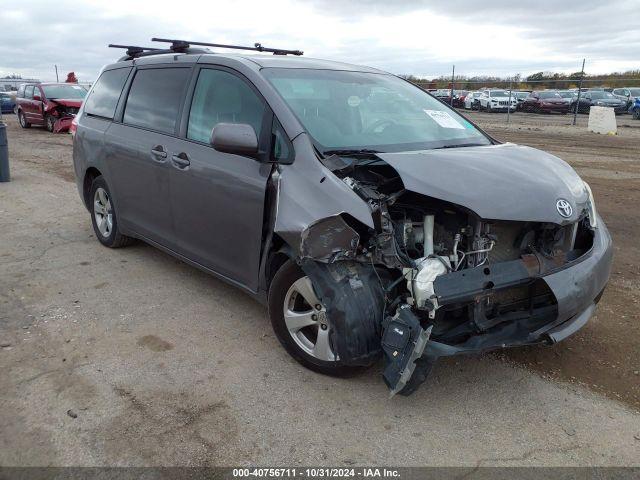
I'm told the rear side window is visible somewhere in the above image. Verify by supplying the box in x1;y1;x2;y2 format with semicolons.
187;69;265;143
124;68;190;134
25;86;34;99
84;67;130;119
17;85;25;98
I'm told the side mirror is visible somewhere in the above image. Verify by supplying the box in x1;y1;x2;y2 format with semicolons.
210;123;259;158
33;94;41;101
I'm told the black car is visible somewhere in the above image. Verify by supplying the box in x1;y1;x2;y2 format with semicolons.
572;91;627;114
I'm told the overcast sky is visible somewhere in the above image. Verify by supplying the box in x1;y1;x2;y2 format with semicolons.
1;0;638;82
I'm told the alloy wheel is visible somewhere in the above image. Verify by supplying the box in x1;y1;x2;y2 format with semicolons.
93;187;113;238
283;276;336;362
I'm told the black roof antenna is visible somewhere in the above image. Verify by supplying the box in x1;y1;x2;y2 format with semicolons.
151;38;303;56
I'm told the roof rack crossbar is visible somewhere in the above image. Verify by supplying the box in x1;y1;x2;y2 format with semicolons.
108;44;162;58
151;38;303;56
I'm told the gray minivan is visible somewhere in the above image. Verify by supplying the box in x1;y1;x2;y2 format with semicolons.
73;41;612;395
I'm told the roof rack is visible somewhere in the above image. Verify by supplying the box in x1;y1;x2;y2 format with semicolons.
108;44;162;58
151;38;303;56
109;43;211;61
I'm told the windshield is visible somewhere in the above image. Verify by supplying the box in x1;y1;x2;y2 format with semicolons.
41;84;87;100
558;91;574;98
539;92;562;99
590;92;615;99
515;92;529;99
629;88;640;96
489;90;509;97
263;69;490;152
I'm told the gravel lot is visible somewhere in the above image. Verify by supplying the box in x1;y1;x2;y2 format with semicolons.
1;112;639;466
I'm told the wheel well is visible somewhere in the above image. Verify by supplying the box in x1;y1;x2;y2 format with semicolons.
264;234;292;291
83;167;102;210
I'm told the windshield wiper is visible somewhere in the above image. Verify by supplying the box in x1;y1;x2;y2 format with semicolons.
433;143;486;150
323;148;382;157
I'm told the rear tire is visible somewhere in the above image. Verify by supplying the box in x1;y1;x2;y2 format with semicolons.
633;108;640;120
89;176;134;248
268;260;366;377
18;111;31;128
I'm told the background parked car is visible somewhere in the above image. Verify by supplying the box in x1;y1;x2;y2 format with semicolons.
572;90;627;114
612;87;640;109
0;92;15;114
452;90;468;108
16;82;87;132
512;91;530;110
628;97;640;119
478;89;516;112
557;90;577;103
464;91;482;110
521;91;571;114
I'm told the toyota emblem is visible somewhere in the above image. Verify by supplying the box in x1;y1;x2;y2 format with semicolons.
556;199;573;218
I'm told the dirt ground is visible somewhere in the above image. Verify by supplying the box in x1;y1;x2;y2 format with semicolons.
1;111;639;466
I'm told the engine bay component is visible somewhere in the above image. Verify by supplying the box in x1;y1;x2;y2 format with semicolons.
381;304;433;396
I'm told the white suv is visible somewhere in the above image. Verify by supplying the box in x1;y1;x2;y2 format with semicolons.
479;89;517;112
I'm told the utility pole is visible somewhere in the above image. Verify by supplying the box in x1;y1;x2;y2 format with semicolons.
450;65;455;106
572;58;586;126
0;109;9;182
55;64;59;82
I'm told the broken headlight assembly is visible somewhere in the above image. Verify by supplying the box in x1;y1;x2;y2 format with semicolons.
583;181;597;228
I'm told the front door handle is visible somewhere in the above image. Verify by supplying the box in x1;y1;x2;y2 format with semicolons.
171;152;191;169
151;145;168;161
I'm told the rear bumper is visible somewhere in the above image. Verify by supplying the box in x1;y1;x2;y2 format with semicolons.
425;216;613;357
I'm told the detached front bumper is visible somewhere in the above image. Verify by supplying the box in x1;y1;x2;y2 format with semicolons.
425;216;613;357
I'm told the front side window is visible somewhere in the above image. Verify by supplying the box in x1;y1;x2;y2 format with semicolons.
84;67;131;119
263;68;489;153
187;69;265;144
124;68;190;134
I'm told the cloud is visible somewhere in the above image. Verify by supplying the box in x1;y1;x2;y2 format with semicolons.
0;0;638;82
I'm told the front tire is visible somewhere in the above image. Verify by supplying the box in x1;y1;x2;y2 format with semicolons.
45;114;56;133
18;111;31;128
633;108;640;120
89;176;134;248
268;260;364;377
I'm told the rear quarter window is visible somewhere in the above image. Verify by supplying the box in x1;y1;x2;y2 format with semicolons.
84;67;131;119
123;68;190;134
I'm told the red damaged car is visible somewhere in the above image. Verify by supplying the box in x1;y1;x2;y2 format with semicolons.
16;83;87;133
521;90;571;114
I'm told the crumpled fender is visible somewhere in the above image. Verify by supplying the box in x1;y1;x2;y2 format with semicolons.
300;259;386;366
53;116;73;133
273;134;373;257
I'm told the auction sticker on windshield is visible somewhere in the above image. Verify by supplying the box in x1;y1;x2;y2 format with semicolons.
423;109;465;129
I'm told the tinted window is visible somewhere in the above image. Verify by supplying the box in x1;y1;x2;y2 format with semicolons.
84;68;130;119
187;69;265;143
271;119;291;162
124;68;189;133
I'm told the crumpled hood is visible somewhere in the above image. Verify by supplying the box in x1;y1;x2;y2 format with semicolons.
48;98;83;107
377;143;589;225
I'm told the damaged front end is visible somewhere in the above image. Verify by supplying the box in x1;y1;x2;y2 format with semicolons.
276;142;612;396
45;100;80;133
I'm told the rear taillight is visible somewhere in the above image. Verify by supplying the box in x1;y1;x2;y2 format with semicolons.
70;115;78;136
